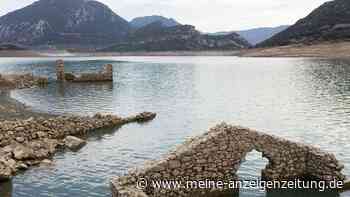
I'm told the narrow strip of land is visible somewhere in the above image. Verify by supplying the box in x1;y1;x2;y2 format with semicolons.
240;42;350;58
3;42;350;58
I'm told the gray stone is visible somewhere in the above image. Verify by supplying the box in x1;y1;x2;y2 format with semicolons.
64;136;86;151
41;159;53;166
168;160;181;169
13;145;34;160
15;127;25;132
0;111;155;180
111;123;346;197
18;163;28;170
3;159;16;171
15;137;25;143
0;162;12;181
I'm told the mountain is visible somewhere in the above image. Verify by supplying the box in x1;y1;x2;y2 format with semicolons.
130;15;180;29
236;26;289;45
0;0;249;51
101;22;251;52
0;43;26;51
0;0;130;47
207;25;289;46
259;0;350;47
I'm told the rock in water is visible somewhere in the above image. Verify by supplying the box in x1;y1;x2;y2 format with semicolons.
17;163;29;170
64;136;86;151
40;159;53;166
64;73;76;81
135;112;157;122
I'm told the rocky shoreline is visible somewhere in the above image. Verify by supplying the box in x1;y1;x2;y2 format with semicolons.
0;73;48;90
0;72;157;182
0;112;156;181
0;73;53;121
0;90;53;121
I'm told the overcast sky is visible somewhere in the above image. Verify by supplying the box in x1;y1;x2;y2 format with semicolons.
0;0;330;32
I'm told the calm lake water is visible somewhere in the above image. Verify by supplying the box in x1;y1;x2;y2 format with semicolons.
0;56;350;197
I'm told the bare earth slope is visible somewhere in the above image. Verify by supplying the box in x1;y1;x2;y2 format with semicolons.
240;41;350;58
259;0;350;47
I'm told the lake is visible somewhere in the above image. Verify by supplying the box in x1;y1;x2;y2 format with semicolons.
0;56;349;197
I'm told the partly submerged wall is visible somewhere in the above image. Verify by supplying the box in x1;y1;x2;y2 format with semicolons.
56;60;113;82
0;112;156;181
0;73;48;89
111;123;346;197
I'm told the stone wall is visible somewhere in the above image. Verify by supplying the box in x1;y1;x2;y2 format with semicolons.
56;60;65;82
111;123;346;197
0;112;156;181
0;74;48;89
56;60;113;82
103;64;113;80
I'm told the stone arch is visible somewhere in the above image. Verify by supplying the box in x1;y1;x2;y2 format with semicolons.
111;123;346;197
236;149;269;196
237;149;270;179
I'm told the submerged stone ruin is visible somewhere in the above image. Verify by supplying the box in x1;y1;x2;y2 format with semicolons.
0;59;113;88
56;60;114;82
0;112;156;181
0;62;156;182
111;123;346;197
0;73;48;89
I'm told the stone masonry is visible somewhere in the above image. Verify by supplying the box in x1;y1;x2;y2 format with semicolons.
56;60;113;82
111;123;346;197
56;60;65;82
0;112;156;181
0;73;48;89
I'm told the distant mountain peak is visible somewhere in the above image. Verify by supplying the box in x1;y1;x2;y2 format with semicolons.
130;15;181;29
258;0;350;47
236;25;290;45
101;24;251;52
207;25;289;46
0;0;250;51
0;0;130;47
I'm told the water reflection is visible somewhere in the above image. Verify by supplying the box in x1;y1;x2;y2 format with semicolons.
13;82;114;116
0;59;121;80
0;57;349;197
